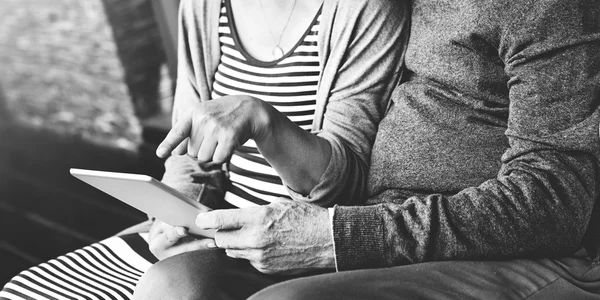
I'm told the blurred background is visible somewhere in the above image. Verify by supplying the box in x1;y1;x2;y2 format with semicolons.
0;0;180;284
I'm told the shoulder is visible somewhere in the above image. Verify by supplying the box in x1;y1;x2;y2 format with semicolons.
178;0;220;17
322;0;408;25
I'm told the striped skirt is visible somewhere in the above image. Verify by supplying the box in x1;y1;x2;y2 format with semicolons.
0;233;156;300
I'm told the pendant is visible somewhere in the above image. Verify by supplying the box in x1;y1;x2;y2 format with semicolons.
272;46;284;60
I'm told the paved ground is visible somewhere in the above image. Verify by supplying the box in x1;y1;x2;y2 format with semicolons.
0;118;165;285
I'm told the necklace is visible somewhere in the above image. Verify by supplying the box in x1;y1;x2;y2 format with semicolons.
258;0;297;59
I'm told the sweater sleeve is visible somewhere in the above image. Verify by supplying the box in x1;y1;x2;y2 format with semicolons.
331;1;600;271
286;0;410;206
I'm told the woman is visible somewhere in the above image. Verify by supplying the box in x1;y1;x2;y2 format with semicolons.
0;0;409;299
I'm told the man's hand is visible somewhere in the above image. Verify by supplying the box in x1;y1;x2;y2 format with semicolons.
195;200;336;275
155;95;273;163
148;220;216;260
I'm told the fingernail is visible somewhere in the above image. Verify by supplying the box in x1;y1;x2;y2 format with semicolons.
195;213;206;227
156;147;167;157
176;227;186;237
206;242;217;249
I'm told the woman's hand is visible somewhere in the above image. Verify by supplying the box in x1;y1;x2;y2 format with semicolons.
156;95;273;163
148;220;216;260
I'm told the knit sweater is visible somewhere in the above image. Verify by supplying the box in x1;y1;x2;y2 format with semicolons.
332;0;600;271
163;0;410;207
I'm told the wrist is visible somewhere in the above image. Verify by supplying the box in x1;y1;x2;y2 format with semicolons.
251;97;277;143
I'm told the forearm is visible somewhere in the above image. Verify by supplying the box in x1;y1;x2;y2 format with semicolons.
255;105;332;198
332;144;600;270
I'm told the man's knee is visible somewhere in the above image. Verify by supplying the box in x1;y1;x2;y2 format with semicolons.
133;250;222;300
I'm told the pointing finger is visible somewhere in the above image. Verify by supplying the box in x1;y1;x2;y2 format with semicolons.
156;112;193;158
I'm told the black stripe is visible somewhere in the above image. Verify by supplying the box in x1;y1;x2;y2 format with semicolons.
96;244;145;277
51;258;121;300
19;272;79;299
68;251;134;296
90;244;143;279
283;109;316;116
218;59;320;78
120;233;159;264
232;181;290;198
11;281;58;299
37;262;106;300
288;50;319;56
233;150;268;165
292;119;314;127
236;145;260;155
26;268;90;300
218;32;232;38
228;185;271;206
214;80;317;99
81;247;138;283
1;288;30;300
229;163;282;185
221;52;320;68
217;70;318;88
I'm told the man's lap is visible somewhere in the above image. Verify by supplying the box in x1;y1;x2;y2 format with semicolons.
133;246;600;300
251;249;600;300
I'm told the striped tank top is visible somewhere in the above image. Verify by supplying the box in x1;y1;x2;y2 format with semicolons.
211;0;322;208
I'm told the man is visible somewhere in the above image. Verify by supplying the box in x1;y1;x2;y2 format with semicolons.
136;0;600;299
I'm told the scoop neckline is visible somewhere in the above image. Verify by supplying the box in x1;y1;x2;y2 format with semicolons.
224;0;322;67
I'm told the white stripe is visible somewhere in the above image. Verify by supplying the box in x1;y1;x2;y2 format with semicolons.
100;236;153;273
217;26;230;34
48;258;122;300
88;244;143;279
91;243;144;277
82;246;139;284
56;255;128;299
12;275;83;300
241;139;257;148
69;249;137;288
221;56;320;75
219;16;227;23
224;192;261;208
214;72;318;94
219;36;235;46
288;114;315;123
63;252;135;299
229;172;288;195
220;46;246;60
231;182;286;202
29;264;102;300
230;154;277;176
1;283;50;300
299;124;312;131
213;82;317;103
14;269;88;300
216;63;319;83
291;45;319;53
0;290;27;300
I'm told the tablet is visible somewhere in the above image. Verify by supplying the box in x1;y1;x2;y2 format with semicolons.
70;168;214;238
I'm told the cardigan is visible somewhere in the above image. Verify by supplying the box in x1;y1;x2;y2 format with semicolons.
162;0;410;207
332;0;600;271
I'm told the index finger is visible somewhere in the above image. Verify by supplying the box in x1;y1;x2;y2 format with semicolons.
196;209;252;230
156;112;193;158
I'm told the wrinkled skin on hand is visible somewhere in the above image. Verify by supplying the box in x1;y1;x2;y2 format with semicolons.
196;200;335;275
156;95;273;163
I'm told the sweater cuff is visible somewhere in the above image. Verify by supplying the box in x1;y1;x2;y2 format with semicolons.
332;205;387;271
